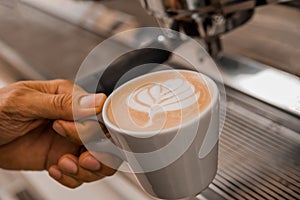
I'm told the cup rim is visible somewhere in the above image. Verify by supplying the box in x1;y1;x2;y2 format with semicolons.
102;69;219;137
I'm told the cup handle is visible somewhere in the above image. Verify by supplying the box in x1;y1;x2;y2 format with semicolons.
79;114;127;162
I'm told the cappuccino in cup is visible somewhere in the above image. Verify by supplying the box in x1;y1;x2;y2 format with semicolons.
107;70;212;132
96;70;219;199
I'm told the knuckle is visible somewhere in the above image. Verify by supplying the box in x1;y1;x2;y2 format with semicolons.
62;94;73;106
80;172;101;183
13;81;26;87
8;87;26;99
60;174;83;189
54;79;73;87
52;94;73;111
1;86;27;108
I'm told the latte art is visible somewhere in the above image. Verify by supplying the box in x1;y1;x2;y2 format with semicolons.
127;79;200;127
106;70;212;132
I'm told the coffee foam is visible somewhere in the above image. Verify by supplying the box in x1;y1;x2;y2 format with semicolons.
107;71;211;132
127;78;200;127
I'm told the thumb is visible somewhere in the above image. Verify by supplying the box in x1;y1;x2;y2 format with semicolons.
33;92;106;120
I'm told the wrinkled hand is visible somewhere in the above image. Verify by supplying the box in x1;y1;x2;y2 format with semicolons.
0;80;117;188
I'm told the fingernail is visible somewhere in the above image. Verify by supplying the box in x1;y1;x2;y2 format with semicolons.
60;158;78;174
49;167;62;180
82;156;101;171
53;122;67;137
80;94;104;108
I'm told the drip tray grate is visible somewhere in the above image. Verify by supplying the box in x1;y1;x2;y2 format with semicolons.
204;90;300;200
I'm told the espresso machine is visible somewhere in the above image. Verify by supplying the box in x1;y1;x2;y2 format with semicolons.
139;0;290;57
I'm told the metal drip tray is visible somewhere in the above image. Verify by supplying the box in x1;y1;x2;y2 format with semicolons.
201;88;300;200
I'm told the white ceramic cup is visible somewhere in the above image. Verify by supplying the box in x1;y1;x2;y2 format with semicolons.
86;70;219;199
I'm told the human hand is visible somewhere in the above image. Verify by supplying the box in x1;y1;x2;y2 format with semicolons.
0;80;118;188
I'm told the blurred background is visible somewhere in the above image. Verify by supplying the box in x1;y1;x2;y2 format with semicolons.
0;0;299;200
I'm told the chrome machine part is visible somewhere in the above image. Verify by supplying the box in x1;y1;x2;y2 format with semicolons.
139;0;293;57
